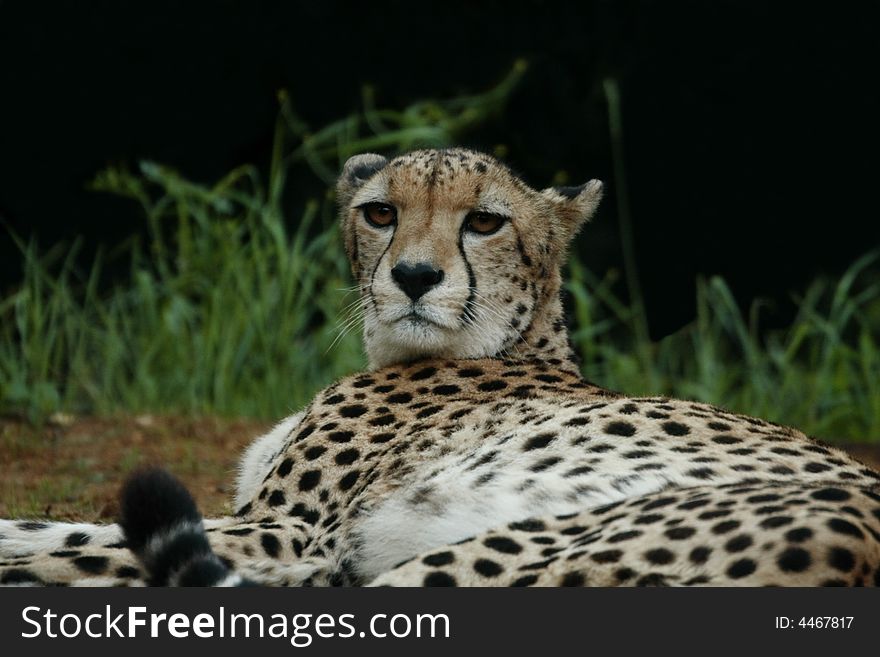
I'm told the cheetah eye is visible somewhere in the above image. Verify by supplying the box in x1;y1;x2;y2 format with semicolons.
465;211;507;235
361;202;397;228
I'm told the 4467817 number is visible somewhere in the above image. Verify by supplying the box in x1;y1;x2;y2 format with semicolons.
775;617;853;629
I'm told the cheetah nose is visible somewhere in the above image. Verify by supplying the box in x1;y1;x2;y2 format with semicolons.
391;262;445;301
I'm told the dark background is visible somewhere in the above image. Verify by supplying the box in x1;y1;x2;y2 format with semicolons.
1;0;878;338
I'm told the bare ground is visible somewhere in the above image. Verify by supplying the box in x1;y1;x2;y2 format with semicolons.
0;416;878;523
0;416;270;521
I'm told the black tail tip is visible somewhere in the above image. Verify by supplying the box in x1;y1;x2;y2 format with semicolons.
119;467;202;553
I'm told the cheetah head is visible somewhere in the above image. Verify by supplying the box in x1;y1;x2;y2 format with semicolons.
337;148;602;369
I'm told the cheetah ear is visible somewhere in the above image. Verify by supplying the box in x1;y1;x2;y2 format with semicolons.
337;153;389;207
541;179;604;239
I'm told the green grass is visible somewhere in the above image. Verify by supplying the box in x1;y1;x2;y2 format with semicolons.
0;60;878;442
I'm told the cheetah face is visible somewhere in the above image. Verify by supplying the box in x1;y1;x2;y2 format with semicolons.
336;149;602;368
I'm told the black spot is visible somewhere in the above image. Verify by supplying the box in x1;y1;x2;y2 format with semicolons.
665;527;696;540
725;534;753;553
261;533;281;558
687;467;716;480
304;445;327;460
116;566;141;579
423;572;457;586
828;547;856;572
370;432;395;444
712;520;741;534
477;379;507;392
339;470;361;491
422;551;455;567
642;497;677;511
785;527;814;544
588;549;622;564
410;366;437;380
298;470;321;492
508;519;545;532
329;430;355;442
288;503;320;525
267;490;286;507
294;423;316;442
777;547;811;572
760;516;794;529
416;405;443;419
484;536;523;554
65;532;90;547
530;457;562;472
661;421;690;436
235;502;252;517
339;405;367;418
678;498;710;511
644;548;675;565
822;578;847;587
369;414;396;427
690;547;712;564
708;421;731;431
560;571;586;586
755;505;787;516
804;462;831;473
827;518;864;539
335;448;360;466
604;421;636;437
633;514;665;525
747;493;782;504
712;434;741;444
727;559;757;579
811;488;851;502
73;556;108;575
276;458;294;477
0;569;42;585
387;392;413;404
636;573;669;587
473;559;503;577
433;384;461;395
608;530;643;543
510;574;538;587
16;521;48;531
223;527;254;536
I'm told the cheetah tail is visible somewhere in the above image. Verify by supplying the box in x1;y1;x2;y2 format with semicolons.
119;468;255;587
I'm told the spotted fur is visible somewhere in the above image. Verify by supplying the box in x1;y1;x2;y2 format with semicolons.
2;148;878;587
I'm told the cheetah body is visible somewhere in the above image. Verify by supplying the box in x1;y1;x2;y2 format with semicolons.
2;148;879;587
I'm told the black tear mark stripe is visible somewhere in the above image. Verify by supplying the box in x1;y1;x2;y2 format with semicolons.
457;221;477;324
368;226;396;310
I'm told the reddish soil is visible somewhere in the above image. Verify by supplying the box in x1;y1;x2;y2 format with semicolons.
0;416;878;522
0;416;270;521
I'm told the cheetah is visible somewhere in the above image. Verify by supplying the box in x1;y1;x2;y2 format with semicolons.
1;148;879;587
